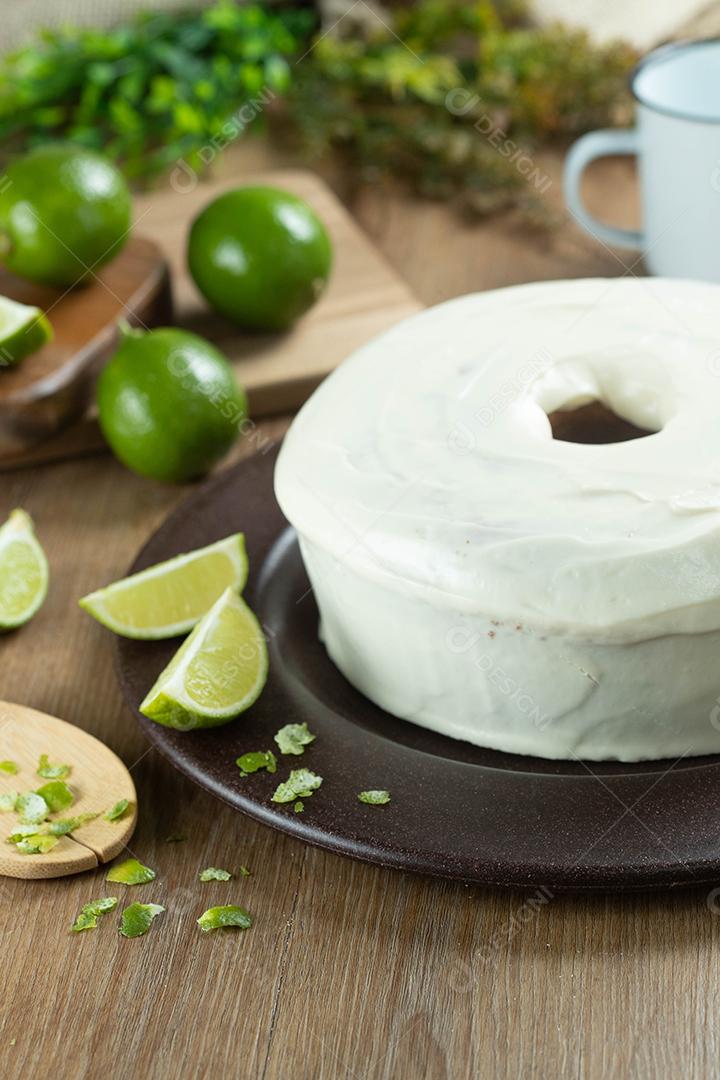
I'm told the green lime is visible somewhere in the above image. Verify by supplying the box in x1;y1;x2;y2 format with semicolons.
0;509;49;629
0;295;53;367
97;325;247;483
80;533;248;639
0;144;132;287
187;185;332;331
140;587;269;730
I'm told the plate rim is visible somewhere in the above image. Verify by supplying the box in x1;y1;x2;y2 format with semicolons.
116;444;720;892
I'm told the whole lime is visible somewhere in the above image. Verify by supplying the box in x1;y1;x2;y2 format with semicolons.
0;144;132;287
187;185;332;332
97;326;247;483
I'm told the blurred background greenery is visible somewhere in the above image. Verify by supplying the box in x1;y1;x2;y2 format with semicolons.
0;0;639;219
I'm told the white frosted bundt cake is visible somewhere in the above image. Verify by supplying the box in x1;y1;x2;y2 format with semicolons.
274;278;720;761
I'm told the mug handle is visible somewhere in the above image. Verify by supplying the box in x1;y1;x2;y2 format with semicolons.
563;129;644;251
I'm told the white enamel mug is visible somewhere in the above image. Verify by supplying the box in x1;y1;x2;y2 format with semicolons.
564;40;720;280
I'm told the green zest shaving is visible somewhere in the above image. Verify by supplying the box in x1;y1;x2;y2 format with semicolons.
0;761;18;775
293;801;304;813
15;833;59;854
239;865;250;877
107;858;156;886
9;812;98;840
236;750;277;777
358;790;391;805
271;769;323;804
199;867;231;882
105;799;131;822
16;792;48;824
37;755;71;780
8;810;100;853
35;781;74;813
274;723;316;756
197;905;252;932
119;902;165;938
71;897;118;932
0;792;17;812
47;812;99;835
7;825;38;840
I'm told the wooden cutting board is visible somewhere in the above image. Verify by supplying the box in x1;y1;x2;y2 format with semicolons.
0;238;171;460
0;169;420;469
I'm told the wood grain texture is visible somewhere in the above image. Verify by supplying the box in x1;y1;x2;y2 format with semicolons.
0;702;136;878
0;145;716;1080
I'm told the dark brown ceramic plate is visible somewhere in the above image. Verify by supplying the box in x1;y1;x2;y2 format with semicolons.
117;444;720;891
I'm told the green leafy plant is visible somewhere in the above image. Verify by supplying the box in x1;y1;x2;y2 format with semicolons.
0;1;311;179
0;0;636;216
285;0;637;215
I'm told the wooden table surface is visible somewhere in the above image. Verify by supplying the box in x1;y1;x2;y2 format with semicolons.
2;142;717;1080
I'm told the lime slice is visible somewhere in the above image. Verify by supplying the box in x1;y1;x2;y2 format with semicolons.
0;509;48;629
0;295;52;367
140;587;268;730
79;533;248;639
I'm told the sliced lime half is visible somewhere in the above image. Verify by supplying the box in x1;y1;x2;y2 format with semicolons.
0;295;52;367
0;509;48;629
79;533;248;639
140;587;268;730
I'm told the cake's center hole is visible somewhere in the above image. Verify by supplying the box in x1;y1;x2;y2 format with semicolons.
548;400;657;445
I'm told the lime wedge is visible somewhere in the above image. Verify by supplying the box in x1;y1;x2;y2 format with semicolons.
0;509;48;629
80;533;247;639
140;587;268;730
0;295;52;367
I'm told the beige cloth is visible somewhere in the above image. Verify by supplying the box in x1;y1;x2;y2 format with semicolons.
0;0;214;53
6;0;720;56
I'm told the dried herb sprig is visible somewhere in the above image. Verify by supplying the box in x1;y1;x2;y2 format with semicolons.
0;0;636;217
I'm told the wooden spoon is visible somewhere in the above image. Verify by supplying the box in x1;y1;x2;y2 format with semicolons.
0;702;137;879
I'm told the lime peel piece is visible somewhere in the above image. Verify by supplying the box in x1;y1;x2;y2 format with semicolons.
105;799;131;822
15;833;58;854
7;824;38;840
0;761;18;775
271;769;323;804
358;790;391;805
9;812;98;840
199;867;231;882
236;750;276;776
119;902;165;938
197;905;252;932
0;791;18;812
72;897;118;932
48;812;100;835
35;780;73;813
274;723;315;756
37;755;71;779
107;857;156;885
16;791;48;824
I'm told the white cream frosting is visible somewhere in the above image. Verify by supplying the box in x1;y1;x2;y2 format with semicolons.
275;279;720;760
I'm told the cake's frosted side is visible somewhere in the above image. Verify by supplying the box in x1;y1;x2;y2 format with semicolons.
275;278;720;761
